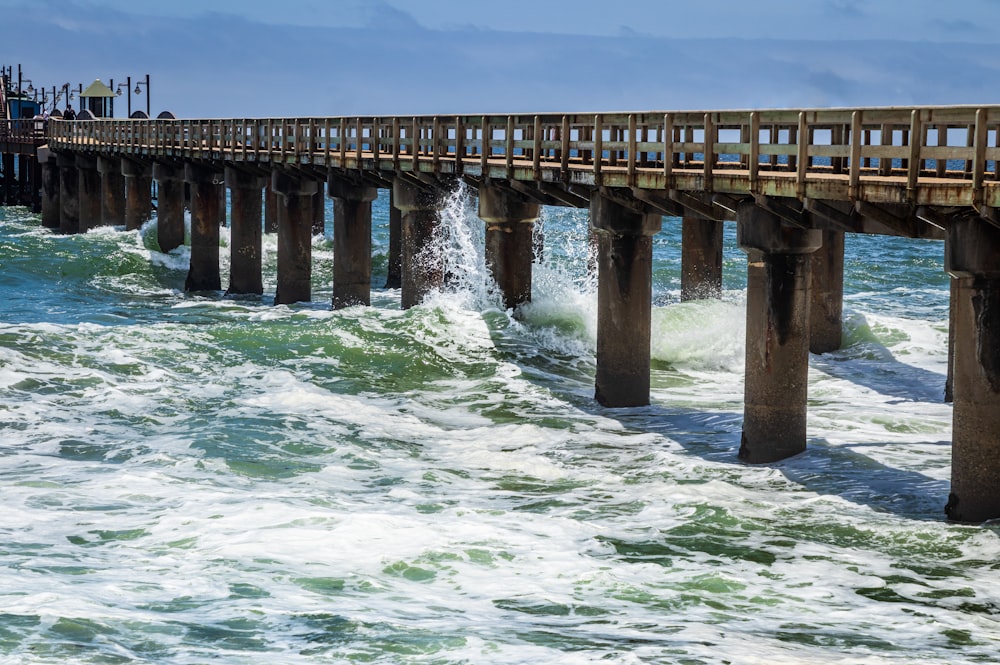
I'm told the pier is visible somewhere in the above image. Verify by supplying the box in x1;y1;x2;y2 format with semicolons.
4;106;1000;522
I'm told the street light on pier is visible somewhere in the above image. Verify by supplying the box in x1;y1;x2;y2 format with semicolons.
117;74;151;117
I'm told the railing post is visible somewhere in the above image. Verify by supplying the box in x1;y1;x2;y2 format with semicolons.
703;112;715;190
594;114;603;183
907;110;922;198
849;111;862;200
627;113;637;187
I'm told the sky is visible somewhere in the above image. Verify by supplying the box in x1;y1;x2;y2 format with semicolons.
3;0;1000;118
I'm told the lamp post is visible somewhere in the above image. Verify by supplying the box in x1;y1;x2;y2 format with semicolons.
116;77;132;118
117;75;150;117
135;74;150;116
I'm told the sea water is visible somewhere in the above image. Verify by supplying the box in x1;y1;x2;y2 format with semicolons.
0;188;998;664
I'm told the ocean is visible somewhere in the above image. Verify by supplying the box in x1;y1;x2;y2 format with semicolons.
1;188;998;664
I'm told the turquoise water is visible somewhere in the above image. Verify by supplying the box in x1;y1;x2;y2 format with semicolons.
0;189;998;664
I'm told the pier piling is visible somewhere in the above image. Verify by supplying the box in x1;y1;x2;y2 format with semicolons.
225;166;266;295
98;156;125;228
76;155;101;232
479;183;541;309
271;170;318;305
152;163;185;253
40;152;59;229
945;218;1000;522
56;153;79;234
810;230;845;354
329;176;377;309
393;179;447;309
122;158;153;231
184;163;223;292
738;200;822;463
590;191;661;407
680;217;724;301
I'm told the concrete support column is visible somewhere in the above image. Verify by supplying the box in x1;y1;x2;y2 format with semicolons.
272;170;318;305
184;163;223;292
77;155;101;232
329;177;377;308
153;163;185;253
810;230;845;354
479;183;541;309
122;159;153;231
30;157;42;213
313;179;327;236
944;218;1000;522
40;152;60;229
393;179;447;309
1;153;14;205
264;182;278;234
385;188;403;289
680;217;724;301
56;153;79;234
17;155;29;205
737;200;822;463
590;192;662;407
97;156;126;228
225;166;266;295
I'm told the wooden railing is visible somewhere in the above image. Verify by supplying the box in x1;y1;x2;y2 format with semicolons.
37;107;1000;207
0;118;47;144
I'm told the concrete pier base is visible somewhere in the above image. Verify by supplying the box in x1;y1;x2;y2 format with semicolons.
393;179;446;309
945;218;1000;522
40;153;60;229
385;189;402;289
681;217;723;301
480;183;540;309
590;192;662;407
184;163;223;292
57;153;79;234
153;163;185;253
737;200;822;463
810;230;845;354
272;170;318;305
225;167;266;295
329;177;377;308
122;159;153;232
98;156;125;227
77;155;101;232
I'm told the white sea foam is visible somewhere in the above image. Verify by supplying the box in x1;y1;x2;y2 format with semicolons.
2;201;998;663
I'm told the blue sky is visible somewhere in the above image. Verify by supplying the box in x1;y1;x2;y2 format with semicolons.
4;0;999;117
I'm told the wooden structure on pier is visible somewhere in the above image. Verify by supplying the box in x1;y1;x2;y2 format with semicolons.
5;106;1000;522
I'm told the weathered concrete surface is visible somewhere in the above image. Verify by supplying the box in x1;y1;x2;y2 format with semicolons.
184;163;223;292
76;155;101;233
681;217;723;301
153;162;184;253
225;166;266;296
480;183;540;309
590;192;662;407
810;230;845;354
98;156;125;228
329;177;377;309
272;170;318;305
738;200;822;463
122;158;153;231
393;179;447;309
945;217;1000;522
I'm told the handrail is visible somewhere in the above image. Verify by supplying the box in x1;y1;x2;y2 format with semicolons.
36;107;1000;196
